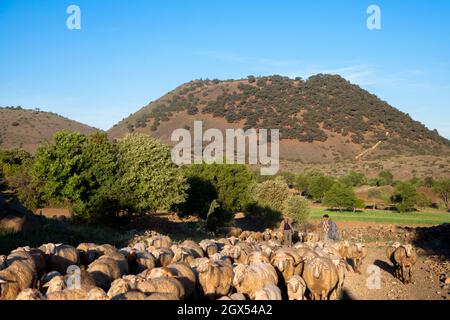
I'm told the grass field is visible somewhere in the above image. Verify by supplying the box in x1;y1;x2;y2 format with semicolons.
309;207;450;225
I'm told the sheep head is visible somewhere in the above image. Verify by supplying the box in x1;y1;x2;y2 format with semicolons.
232;264;247;287
402;244;414;257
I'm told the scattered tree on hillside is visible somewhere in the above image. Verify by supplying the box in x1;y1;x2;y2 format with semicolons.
392;182;418;213
116;133;188;215
283;195;310;226
323;182;358;211
433;179;450;210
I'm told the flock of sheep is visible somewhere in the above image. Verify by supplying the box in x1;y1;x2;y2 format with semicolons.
0;229;418;300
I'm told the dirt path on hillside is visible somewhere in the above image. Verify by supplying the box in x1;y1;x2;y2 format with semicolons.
341;247;449;300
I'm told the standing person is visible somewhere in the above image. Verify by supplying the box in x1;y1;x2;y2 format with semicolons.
280;216;293;247
319;214;339;242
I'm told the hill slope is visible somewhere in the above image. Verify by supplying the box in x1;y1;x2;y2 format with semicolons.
109;74;450;163
0;107;98;153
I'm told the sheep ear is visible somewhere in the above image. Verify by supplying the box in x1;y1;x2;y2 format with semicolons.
0;278;7;284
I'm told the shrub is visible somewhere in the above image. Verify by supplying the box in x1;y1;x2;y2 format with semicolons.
307;175;335;201
377;170;394;186
392;182;418;212
323;182;357;211
116;133;188;214
433;179;450;209
283;195;310;226
416;192;432;209
339;171;367;187
252;176;290;212
31;131;120;221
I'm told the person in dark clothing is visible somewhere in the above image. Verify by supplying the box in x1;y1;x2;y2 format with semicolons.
318;214;339;242
280;216;293;246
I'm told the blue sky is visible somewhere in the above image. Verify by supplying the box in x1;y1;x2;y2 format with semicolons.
1;0;450;138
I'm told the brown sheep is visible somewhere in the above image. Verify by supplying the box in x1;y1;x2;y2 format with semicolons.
263;229;272;241
39;243;80;274
137;276;185;300
303;256;339;300
171;246;195;266
0;255;6;270
167;262;197;299
0;251;37;300
147;236;172;249
150;247;174;267
199;240;218;257
77;243;99;267
271;248;303;282
350;243;368;274
87;254;128;290
232;263;278;300
196;260;234;300
386;242;402;267
8;247;46;277
111;290;147;300
286;275;307;300
127;250;156;274
254;284;282;300
145;292;180;300
181;240;204;259
16;288;46;300
330;256;346;299
248;251;270;265
392;245;417;284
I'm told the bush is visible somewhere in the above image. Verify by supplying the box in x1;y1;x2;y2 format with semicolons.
339;171;367;187
416;192;432;209
32;131;120;221
116;133;188;214
283;195;310;226
252;176;290;212
433;179;450;209
392;182;418;212
205;200;234;231
323;182;358;211
307;175;335;201
377;170;394;186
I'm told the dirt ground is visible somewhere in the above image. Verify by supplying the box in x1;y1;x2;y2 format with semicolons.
341;247;449;300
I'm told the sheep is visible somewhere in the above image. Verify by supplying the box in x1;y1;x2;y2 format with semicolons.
302;256;339;300
171;246;195;266
232;263;278;300
87;287;109;300
263;229;272;241
386;242;402;267
127;250;156;274
330;256;346;299
147;236;172;249
77;243;99;267
254;284;282;300
220;244;248;264
16;288;46;300
111;290;147;300
199;240;218;257
87;254;128;290
136;276;185;300
392;244;417;284
181;240;204;259
217;292;247;301
145;292;180;300
42;276;65;293
39;243;80;274
9;247;46;277
271;248;303;282
286;275;307;300
350;243;368;274
210;253;233;266
46;288;94;300
150;247;174;267
196;260;234;300
107;278;134;299
167;262;197;299
0;251;37;300
248;251;270;265
338;241;353;261
0;255;6;270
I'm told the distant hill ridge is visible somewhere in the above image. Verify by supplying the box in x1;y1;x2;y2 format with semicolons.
108;74;450;162
0;106;98;153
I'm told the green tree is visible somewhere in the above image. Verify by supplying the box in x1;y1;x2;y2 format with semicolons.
252;176;290;212
433;179;450;209
283;195;310;226
32;131;120;221
308;175;335;201
116;133;188;214
377;170;394;186
339;171;367;187
323;182;357;211
416;192;432;209
393;182;418;212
